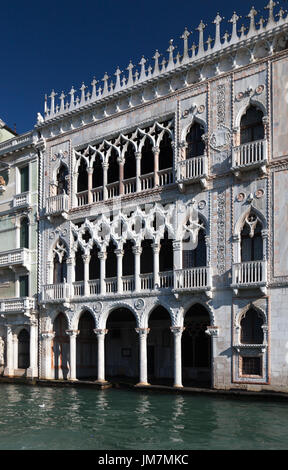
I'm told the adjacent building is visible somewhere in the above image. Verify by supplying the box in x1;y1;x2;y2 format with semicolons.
1;1;288;392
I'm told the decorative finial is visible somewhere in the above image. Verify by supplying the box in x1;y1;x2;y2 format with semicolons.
213;13;223;48
229;12;240;42
181;27;191;62
196;20;206;55
247;6;258;34
114;67;122;91
91;77;98;100
153;50;161;75
126;61;134;86
139;56;147;81
265;0;277;25
59;91;65;111
80;83;87;105
69;86;76;109
167;39;176;69
102;73;110;95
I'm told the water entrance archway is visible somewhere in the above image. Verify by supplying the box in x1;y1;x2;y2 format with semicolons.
182;303;211;387
105;307;138;382
76;311;97;379
53;313;69;379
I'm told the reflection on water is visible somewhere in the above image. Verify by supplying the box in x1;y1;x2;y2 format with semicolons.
0;384;287;450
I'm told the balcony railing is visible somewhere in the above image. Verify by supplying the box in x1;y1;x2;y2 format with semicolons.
107;182;119;199
174;267;212;292
177;156;207;183
232;139;267;171
0;248;31;270
105;277;117;293
0;297;35;313
232;261;267;288
122;275;135;292
42;283;70;301
89;280;100;295
158;168;173;186
91;187;103;203
140;273;154;291
76;190;89;207
159;271;174;288
123;177;136;195
140;173;154;191
73;281;84;297
13;192;31;208
46;194;69;216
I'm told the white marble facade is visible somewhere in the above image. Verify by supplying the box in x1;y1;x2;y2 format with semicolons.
1;1;288;392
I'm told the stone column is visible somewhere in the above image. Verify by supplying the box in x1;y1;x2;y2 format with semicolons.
87;167;93;204
135;328;150;386
118;158;124;195
153;146;159;187
82;254;91;296
173;240;182;289
152;242;160;289
133;245;142;292
4;325;14;376
115;249;123;293
170;326;185;388
66;255;75;285
135;152;141;192
66;330;79;381
13;334;18;371
27;320;38;378
98;251;107;295
72;172;78;207
40;332;55;379
94;329;108;383
102;162;108;200
205;326;219;389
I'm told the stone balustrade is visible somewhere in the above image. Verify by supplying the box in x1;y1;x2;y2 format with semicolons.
13;192;31;208
174;267;212;292
46;194;69;216
177;156;207;182
232;260;267;287
0;297;35;313
232;139;267;170
0;248;31;270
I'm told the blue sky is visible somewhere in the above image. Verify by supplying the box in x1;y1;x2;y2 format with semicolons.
0;0;279;133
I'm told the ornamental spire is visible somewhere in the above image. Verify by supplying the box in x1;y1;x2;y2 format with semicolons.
126;61;134;86
167;39;176;69
247;6;257;34
265;0;276;25
153;50;161;75
181;27;191;63
213;13;223;48
196;20;206;55
114;67;122;91
139;56;147;81
229;12;240;42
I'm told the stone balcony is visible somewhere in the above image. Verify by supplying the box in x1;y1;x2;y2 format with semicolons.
173;267;213;297
13;192;31;209
232;139;268;177
46;194;69;218
41;271;175;302
231;260;267;295
177;156;208;190
0;248;31;271
0;297;36;315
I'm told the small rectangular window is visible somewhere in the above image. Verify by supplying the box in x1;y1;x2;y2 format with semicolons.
241;356;262;377
20;166;29;193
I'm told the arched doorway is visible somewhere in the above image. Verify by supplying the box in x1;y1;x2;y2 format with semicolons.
106;308;138;382
18;329;30;370
148;306;173;385
182;304;211;387
76;311;97;379
53;313;69;379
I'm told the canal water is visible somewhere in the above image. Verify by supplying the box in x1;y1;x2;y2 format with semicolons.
0;383;287;450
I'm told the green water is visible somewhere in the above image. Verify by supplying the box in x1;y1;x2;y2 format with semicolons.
0;383;287;450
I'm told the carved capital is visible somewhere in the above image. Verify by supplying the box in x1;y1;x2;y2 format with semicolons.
170;326;185;337
65;329;79;337
205;326;219;337
135;328;150;336
93;329;108;336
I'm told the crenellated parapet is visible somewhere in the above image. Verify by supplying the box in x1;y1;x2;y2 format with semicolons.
37;2;288;126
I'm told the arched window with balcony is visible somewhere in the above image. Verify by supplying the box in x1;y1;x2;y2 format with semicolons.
240;105;264;144
159;132;173;171
141;137;154;176
53;240;67;284
107;148;119;184
56;164;68;195
182;219;207;268
92;154;103;189
240;213;263;262
75;247;84;282
124;143;136;180
186;122;205;159
77;158;88;193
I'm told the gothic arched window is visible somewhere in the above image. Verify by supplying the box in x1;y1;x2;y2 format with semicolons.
159;132;173;170
77;158;88;193
240;308;264;344
240;213;263;262
186;122;205;159
57;164;68;195
53;240;67;284
240;106;264;144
